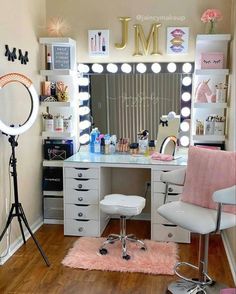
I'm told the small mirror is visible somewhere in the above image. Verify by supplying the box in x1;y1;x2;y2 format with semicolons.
156;114;180;155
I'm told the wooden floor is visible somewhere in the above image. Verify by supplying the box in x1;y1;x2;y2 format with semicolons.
0;220;234;294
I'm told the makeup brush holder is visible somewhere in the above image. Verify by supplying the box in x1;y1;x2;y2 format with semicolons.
204;121;214;135
44;119;54;132
216;88;227;103
214;121;225;135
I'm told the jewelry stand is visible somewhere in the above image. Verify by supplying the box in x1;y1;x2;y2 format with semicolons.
0;135;50;266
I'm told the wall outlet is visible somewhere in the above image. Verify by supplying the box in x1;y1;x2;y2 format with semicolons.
145;181;151;188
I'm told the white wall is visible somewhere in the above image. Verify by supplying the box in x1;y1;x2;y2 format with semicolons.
0;0;46;258
46;0;232;63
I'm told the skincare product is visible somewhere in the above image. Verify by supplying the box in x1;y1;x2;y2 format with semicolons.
94;137;100;153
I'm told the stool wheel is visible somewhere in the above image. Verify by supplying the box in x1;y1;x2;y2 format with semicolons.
99;248;108;255
141;247;146;251
122;254;131;260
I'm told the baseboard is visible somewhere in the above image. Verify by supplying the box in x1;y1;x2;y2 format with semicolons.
222;230;236;285
0;216;44;265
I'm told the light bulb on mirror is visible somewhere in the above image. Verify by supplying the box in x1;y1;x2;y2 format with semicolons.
151;63;161;73
121;63;132;73
182;76;192;86
167;62;177;73
136;63;147;73
182;92;191;102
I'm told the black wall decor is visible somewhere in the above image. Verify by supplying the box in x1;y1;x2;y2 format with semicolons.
5;45;17;62
18;49;29;65
4;45;29;65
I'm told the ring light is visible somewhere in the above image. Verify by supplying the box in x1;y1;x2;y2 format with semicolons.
0;73;39;136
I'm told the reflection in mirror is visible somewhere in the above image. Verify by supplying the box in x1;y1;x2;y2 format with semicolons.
0;82;32;128
91;73;183;142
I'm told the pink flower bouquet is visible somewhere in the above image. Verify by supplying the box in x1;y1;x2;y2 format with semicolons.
201;9;222;33
201;9;222;23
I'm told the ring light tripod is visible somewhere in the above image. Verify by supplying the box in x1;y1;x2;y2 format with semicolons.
0;73;50;266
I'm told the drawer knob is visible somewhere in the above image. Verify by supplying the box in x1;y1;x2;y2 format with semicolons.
78;173;83;177
78;197;83;202
168;187;173;192
78;184;83;189
78;212;83;217
168;233;173;238
78;227;83;232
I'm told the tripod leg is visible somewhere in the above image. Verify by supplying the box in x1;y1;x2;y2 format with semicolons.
17;214;26;244
0;205;15;242
19;205;50;267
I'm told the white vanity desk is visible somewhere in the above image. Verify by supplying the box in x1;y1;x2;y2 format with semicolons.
63;150;190;243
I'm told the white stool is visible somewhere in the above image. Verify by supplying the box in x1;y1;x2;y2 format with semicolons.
99;194;147;260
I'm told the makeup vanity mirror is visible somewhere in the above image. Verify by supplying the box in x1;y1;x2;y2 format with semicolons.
79;62;193;150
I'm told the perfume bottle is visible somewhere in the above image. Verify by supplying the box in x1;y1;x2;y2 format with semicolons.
46;53;52;70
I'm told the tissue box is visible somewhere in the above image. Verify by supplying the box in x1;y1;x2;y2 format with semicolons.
201;52;224;69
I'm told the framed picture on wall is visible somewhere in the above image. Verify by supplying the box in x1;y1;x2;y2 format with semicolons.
166;27;189;54
88;30;109;57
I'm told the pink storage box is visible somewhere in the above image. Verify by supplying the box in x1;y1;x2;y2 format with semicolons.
201;52;224;69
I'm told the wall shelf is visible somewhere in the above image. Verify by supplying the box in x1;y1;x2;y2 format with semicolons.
195;69;229;76
43;160;64;167
42;131;74;138
41;101;73;107
43;191;63;196
193;135;225;142
196;34;231;42
193;103;227;109
40;69;77;76
39;37;76;46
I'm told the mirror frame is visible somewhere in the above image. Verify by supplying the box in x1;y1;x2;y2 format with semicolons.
78;62;194;146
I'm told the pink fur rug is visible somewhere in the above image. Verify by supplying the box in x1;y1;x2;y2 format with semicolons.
62;237;178;275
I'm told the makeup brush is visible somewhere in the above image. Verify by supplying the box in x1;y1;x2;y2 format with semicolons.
98;32;102;51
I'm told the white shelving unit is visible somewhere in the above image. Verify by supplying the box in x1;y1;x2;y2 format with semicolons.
39;37;79;224
193;102;227;109
192;34;231;146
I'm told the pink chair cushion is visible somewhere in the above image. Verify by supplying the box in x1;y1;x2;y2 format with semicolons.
181;146;236;214
220;289;236;294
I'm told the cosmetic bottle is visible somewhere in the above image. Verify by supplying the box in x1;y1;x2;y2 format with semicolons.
104;134;110;154
46;53;52;70
90;127;99;153
129;143;139;155
109;135;117;154
100;138;105;154
148;140;155;155
94;137;100;153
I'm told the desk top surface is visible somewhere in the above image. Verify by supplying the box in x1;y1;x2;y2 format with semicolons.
64;149;188;167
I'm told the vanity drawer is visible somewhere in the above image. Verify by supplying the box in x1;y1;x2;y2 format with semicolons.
153;182;183;194
65;204;99;220
152;170;167;182
152;223;190;243
65;167;99;179
64;188;99;205
66;178;99;190
152;193;179;224
64;219;99;236
44;197;64;220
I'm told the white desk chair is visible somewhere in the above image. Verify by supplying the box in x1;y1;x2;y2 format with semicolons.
99;194;147;260
157;147;236;294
